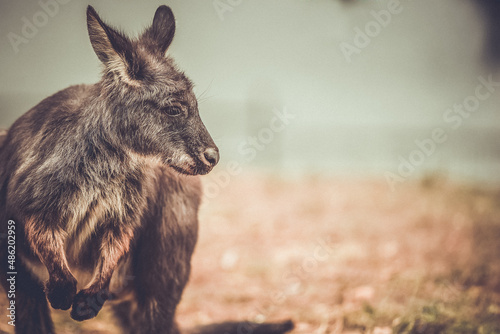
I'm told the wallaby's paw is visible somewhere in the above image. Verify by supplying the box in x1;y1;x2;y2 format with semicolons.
45;276;77;310
70;288;109;321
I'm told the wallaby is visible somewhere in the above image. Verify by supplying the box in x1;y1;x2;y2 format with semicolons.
0;6;294;334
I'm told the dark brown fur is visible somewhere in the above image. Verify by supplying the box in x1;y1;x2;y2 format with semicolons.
0;5;293;334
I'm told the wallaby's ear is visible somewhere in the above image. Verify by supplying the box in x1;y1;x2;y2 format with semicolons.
142;5;176;56
87;6;136;77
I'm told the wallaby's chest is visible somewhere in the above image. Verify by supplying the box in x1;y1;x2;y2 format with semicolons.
64;185;127;265
63;168;156;264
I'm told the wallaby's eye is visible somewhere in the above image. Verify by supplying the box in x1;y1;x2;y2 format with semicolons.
165;107;182;117
146;101;184;117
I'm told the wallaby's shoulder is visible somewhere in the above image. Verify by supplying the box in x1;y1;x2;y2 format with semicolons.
39;83;93;107
42;84;94;111
21;84;92;120
7;84;94;142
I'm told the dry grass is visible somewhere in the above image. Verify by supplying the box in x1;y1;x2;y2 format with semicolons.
1;172;499;333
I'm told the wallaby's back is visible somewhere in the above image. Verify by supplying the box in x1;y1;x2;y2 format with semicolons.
0;129;6;149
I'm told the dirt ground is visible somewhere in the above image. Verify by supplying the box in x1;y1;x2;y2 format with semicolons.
0;172;499;333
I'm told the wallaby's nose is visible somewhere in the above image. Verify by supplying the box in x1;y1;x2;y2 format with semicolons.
202;148;219;167
203;148;219;167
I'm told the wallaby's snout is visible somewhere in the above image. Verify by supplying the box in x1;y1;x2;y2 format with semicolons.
186;133;219;175
194;123;219;173
201;147;219;168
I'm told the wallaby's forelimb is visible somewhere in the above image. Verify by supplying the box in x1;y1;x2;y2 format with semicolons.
71;225;134;321
24;216;77;311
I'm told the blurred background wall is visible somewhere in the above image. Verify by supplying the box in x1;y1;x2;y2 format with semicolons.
0;0;499;187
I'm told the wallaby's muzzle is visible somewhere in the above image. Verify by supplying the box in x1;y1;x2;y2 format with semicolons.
201;147;219;169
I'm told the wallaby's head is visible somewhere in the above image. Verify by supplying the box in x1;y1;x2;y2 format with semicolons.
86;5;219;175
